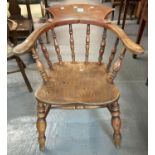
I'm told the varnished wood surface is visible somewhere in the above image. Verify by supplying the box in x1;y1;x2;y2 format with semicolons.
109;101;121;148
13;20;144;55
69;24;75;62
85;24;90;63
98;29;107;64
11;4;145;150
47;4;113;20
37;101;46;151
31;48;48;83
39;37;53;70
51;30;63;64
35;62;120;105
12;4;144;55
8;1;148;154
8;0;34;44
106;38;119;72
107;47;126;83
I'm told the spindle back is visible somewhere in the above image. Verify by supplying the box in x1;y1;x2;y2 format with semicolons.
39;23;113;66
13;4;144;83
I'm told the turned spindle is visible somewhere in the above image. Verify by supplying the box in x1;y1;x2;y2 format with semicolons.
39;37;53;70
85;24;90;63
69;24;75;62
107;47;126;83
98;28;107;65
31;48;48;83
106;38;119;72
51;29;63;65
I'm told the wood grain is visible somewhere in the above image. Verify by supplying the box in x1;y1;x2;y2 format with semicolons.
35;62;120;105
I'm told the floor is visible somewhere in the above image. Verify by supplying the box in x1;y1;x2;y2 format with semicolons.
7;0;148;155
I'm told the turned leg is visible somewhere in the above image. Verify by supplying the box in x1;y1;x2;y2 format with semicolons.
36;102;47;151
109;101;121;148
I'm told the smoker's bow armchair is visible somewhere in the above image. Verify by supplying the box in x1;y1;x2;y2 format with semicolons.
13;4;144;151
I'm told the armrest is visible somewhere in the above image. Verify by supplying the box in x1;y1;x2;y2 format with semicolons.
7;19;18;31
13;19;144;55
107;23;144;55
13;22;53;55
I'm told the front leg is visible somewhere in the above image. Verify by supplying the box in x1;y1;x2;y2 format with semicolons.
36;101;47;151
108;101;122;148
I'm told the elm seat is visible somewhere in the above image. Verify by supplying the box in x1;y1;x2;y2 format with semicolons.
35;62;120;105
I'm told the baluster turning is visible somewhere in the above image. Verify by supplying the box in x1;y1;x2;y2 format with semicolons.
107;47;126;83
39;37;53;70
98;28;107;65
31;48;48;83
106;38;119;72
69;24;75;62
51;29;63;65
85;24;90;63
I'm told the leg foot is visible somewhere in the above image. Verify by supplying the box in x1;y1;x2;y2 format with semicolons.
133;54;137;59
109;101;121;148
36;102;46;151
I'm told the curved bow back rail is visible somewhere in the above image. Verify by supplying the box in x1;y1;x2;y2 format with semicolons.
13;4;144;83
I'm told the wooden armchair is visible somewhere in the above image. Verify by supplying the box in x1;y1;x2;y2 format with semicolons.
13;4;144;151
8;19;33;92
8;0;34;44
117;0;140;29
133;0;148;58
111;0;121;20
